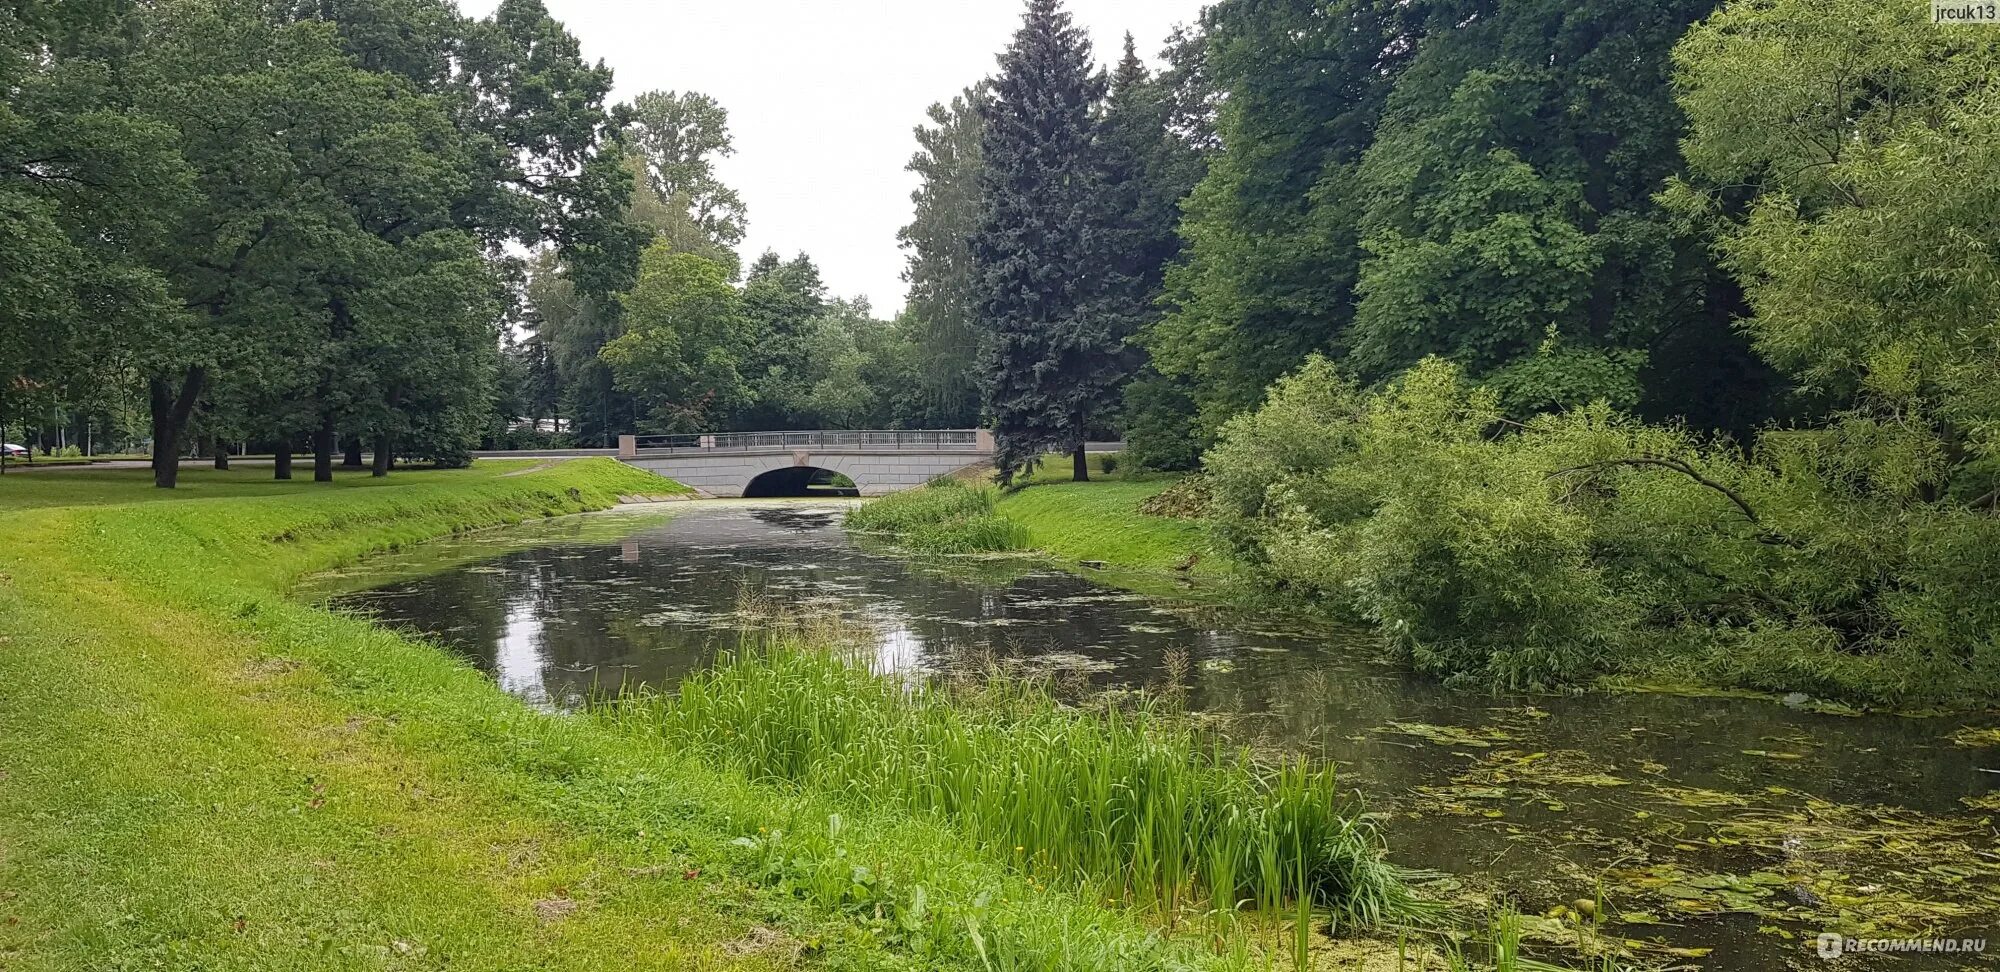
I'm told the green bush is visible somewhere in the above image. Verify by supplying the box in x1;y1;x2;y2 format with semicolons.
1207;355;2000;705
843;478;1029;553
1122;373;1204;472
1208;358;1629;690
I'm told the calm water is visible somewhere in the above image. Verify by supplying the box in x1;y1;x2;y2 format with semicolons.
316;502;2000;970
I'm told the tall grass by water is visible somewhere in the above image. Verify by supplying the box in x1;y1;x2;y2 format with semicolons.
611;637;1415;932
843;477;1029;552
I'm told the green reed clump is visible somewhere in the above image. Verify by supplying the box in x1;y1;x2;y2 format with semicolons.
614;642;1415;929
843;478;1029;553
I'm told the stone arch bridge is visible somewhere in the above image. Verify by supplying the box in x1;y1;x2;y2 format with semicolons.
615;429;995;497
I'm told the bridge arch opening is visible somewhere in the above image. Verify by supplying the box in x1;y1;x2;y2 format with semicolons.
742;465;860;498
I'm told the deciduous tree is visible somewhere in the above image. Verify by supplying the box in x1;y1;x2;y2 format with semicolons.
899;87;989;427
599;243;752;432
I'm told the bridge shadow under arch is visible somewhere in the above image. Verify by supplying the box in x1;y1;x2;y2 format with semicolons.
742;465;861;498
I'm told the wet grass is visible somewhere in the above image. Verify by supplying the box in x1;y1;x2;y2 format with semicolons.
611;638;1418;933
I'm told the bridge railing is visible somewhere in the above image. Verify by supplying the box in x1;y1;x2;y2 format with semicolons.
630;429;985;454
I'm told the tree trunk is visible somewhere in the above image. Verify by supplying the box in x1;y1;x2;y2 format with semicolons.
342;437;364;467
371;432;391;477
274;439;292;480
149;367;205;489
313;416;335;483
1072;443;1089;482
213;437;229;471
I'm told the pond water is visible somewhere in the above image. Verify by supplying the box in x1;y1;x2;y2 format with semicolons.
310;502;2000;971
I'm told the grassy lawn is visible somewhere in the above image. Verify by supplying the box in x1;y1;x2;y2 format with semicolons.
0;460;541;510
855;451;1220;589
0;458;1229;972
996;480;1207;574
1003;452;1220;581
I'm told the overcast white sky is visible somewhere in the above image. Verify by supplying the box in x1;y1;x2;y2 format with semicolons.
460;0;1208;314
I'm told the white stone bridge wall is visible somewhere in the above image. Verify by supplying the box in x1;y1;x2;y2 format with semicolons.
615;430;995;497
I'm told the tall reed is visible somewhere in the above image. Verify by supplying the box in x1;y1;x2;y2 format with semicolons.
612;640;1415;929
842;478;1029;553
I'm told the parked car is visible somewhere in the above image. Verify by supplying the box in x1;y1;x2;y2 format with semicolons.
1;443;28;459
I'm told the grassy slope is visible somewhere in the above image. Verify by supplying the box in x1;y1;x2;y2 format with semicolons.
0;460;562;509
996;481;1203;573
864;451;1219;591
985;470;1228;600
0;460;1202;972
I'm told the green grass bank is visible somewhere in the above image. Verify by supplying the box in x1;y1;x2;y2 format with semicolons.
0;459;1409;972
995;481;1207;573
618;642;1411;928
849;465;1221;595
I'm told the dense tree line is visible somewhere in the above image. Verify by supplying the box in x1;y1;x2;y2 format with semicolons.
895;0;1779;479
883;0;1998;700
3;0;966;480
3;0;639;485
1185;0;2000;703
504;88;966;444
893;1;1206;481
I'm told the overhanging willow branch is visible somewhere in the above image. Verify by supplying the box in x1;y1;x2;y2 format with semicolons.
1547;455;1762;525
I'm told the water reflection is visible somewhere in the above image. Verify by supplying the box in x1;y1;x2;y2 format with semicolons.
328;503;2000;971
496;598;549;706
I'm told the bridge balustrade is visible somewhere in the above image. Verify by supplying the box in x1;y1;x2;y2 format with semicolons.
629;429;983;454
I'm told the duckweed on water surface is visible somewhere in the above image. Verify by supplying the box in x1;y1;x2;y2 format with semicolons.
1949;725;2000;748
1392;742;2000;953
323;495;2000;969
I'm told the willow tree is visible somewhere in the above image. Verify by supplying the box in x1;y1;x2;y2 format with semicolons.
1671;0;2000;479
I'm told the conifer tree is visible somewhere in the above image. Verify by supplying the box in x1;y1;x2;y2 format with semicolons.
972;0;1113;482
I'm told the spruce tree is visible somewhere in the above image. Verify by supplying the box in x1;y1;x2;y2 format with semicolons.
972;0;1112;482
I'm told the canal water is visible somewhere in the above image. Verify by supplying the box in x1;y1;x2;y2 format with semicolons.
306;502;2000;971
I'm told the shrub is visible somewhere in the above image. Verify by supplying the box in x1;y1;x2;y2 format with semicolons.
1208;357;1629;690
1121;373;1205;472
1207;355;2000;705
